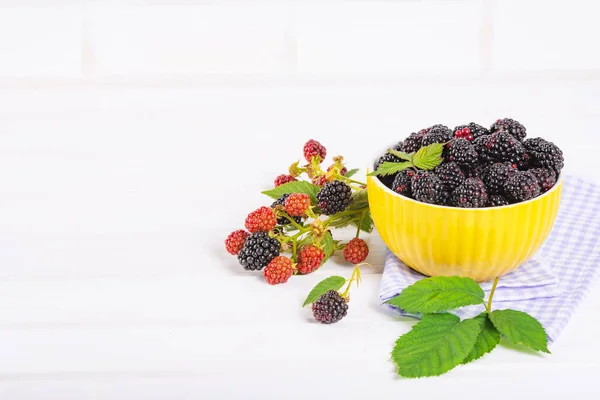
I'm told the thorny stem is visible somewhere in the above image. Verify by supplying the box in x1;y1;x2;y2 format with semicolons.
486;277;500;312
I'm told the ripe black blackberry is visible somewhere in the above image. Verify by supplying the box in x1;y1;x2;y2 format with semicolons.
312;290;348;324
271;194;302;225
374;152;401;188
529;167;557;192
504;171;541;203
434;162;465;192
411;171;447;205
391;170;416;197
402;131;426;153
451;178;488;208
488;194;510;207
448;138;478;168
238;231;281;271
523;138;564;174
490;118;527;141
316;180;352;215
480;162;517;195
454;123;489;141
473;132;528;168
421;125;453;147
462;162;491;179
392;141;404;151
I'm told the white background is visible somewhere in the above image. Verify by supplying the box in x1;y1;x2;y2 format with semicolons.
0;0;599;398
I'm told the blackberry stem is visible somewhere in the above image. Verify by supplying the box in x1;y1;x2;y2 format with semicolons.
281;212;306;231
344;177;367;187
355;211;365;238
292;237;298;263
486;277;500;312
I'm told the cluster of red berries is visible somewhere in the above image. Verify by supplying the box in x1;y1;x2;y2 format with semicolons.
224;139;371;288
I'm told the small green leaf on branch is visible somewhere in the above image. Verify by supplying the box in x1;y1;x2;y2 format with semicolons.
302;276;346;307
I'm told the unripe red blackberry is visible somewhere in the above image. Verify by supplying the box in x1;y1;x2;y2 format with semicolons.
264;256;294;285
343;238;369;264
303;139;327;163
297;245;325;274
312;290;348;324
274;174;297;187
224;229;250;255
271;194;302;226
245;206;277;233
285;193;311;217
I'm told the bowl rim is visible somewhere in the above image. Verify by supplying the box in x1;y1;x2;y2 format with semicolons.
369;171;563;211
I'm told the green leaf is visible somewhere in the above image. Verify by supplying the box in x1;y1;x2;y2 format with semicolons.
392;313;483;378
344;168;359;178
489;309;550;353
462;313;501;364
386;276;485;314
388;149;414;162
368;161;413;176
262;181;320;205
412;143;444;170
302;276;346;307
348;189;368;210
321;231;335;263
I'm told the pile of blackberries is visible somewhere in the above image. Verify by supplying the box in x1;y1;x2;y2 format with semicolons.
374;119;564;208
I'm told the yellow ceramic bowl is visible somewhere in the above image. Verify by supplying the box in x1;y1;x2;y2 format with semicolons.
367;173;563;282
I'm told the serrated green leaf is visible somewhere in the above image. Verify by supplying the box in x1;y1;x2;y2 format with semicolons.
386;276;485;314
302;276;346;307
321;231;334;263
412;143;444;170
388;149;414;162
489;309;550;353
392;313;483;378
262;181;320;205
344;168;359;178
462;313;501;364
368;161;413;176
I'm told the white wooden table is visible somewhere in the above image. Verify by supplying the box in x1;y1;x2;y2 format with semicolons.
0;81;599;399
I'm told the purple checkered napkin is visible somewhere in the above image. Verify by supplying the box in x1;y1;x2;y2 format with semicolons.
379;176;600;342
